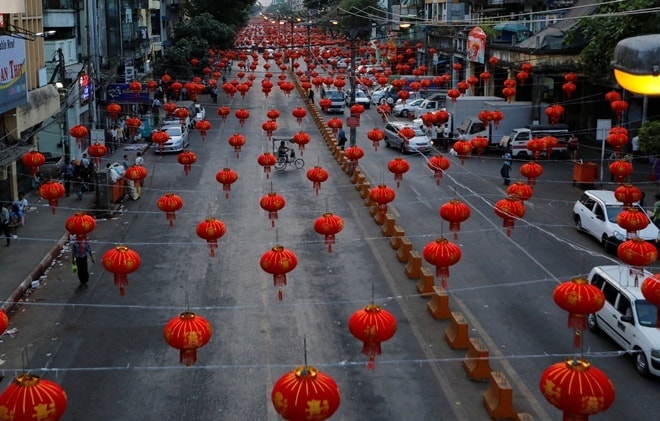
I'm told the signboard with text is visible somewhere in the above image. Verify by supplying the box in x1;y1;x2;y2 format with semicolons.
105;83;150;104
0;36;28;114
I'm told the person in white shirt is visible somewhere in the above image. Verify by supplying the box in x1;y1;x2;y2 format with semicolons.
13;192;28;226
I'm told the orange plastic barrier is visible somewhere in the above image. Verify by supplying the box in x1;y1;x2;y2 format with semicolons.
404;251;422;279
396;238;412;263
444;311;469;350
359;182;371;200
373;210;387;225
354;174;366;190
482;371;517;420
351;168;362;184
463;337;491;381
389;227;405;249
416;267;435;295
381;214;396;236
427;286;451;320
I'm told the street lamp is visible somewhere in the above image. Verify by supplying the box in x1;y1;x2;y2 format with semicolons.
612;34;660;95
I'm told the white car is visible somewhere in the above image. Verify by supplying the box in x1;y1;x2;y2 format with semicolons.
157;125;189;153
193;103;206;123
573;190;660;252
345;89;371;109
383;122;432;154
587;265;660;377
392;98;425;118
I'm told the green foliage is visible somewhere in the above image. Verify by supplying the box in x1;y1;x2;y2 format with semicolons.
173;13;234;49
639;120;660;157
183;0;255;29
573;0;660;84
329;0;384;38
152;46;194;82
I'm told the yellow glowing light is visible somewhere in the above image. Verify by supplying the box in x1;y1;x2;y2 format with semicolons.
614;69;660;96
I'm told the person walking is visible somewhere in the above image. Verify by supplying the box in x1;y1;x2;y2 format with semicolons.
60;158;75;197
337;128;347;150
71;236;94;288
568;134;579;161
0;203;11;246
501;145;513;185
13;192;28;226
307;88;315;104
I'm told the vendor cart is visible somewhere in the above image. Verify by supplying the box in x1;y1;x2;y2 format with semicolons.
573;161;599;186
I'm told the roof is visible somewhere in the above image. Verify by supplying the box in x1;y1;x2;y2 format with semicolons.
593;265;651;298
493;22;529;33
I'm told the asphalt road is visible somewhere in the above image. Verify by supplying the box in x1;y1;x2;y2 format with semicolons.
2;69;659;420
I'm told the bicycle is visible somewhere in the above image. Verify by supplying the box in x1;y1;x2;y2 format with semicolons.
275;149;304;171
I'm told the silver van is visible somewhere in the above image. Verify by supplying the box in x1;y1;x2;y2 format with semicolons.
324;90;346;114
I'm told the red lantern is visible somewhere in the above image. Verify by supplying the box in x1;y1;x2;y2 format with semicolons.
423;237;462;288
609;160;633;184
125;165;148;190
163;312;212;366
614;184;642;207
147;80;158;91
257;152;277;178
39;181;65;214
479;71;491;82
562;81;577;98
228;133;247;158
234;108;250;126
605;90;621;103
641;273;660;327
526;138;545;160
421;112;436;128
215;168;238;199
452;140;473;165
540;359;615;420
470;136;489;155
260;245;298;300
367;128;385;151
195;120;211;141
428;154;450;185
0;374;67;420
350;104;365;117
439;199;471;239
319;97;332;112
262;120;278;141
69;124;88;148
292;107;307;125
271;366;340;421
435;110;450;125
129;80;142;95
87;142;107;168
447;89;461;102
516;71;529;84
387;157;410;188
125;117;142;139
196;217;226;257
606;126;628;154
376;104;391;122
292;131;311;154
545;105;564;124
618;238;658;269
266;109;280;121
65;212;96;243
369;184;396;215
101;245;141;296
314;212;344;252
494;196;526;237
506;182;534;201
151;130;169;153
398;127;416;141
478;110;493;125
157;193;184;227
502;87;516;102
163;101;177;118
171;82;183;94
306;166;329;195
217;106;231;122
0;310;7;335
236;83;250;98
175;150;196;176
260;191;286;227
491;110;504;128
344;145;365;169
520;161;544;185
348;303;397;369
553;278;605;348
488;57;499;67
106;103;122;120
611;100;628;120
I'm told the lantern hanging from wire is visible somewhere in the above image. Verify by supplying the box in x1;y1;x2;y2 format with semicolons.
0;373;68;420
39;181;65;214
369;184;396;215
262;120;278;141
217;106;231;122
102;245;141;296
506;181;534;201
314;212;344;252
306;166;329;195
177;150;197;175
151;130;169;153
348;303;397;369
367;128;385;151
65;212;96;250
125;117;142;139
69;124;88;149
344;145;365;169
452;139;473;165
292;131;311;155
553;278;605;348
617;238;658;276
163;101;177;117
234;108;250;127
228;133;247;158
614;184;642;207
520;161;544;186
271;365;340;421
428;154;450;185
257;152;277;179
292;107;307;125
423;237;462;288
163;311;212;366
215;168;238;199
157;193;184;227
195;120;211;141
106;103;122;120
439;199;471;239
260;191;286;227
87;142;107;168
641;273;660;328
387;157;410;188
260;245;298;300
494;196;526;237
196;217;226;257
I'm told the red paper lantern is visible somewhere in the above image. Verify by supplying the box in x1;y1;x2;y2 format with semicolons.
147;80;159;91
618;238;658;269
228;133;247;158
129;81;142;95
292;131;311;154
125;165;148;184
106;103;122;120
234;108;250;127
526;138;545;160
260;191;286;227
452;140;473;165
292;107;307;125
0;373;67;420
236;83;250;98
163;101;177;117
471;136;489;156
605;90;621;103
217;106;231;122
520;161;544;185
367;128;385;151
163;312;212;366
101;245;141;296
344;145;365;168
398;127;416;141
439;199;471;239
171;82;183;94
641;273;660;328
369;184;396;215
151;130;169;153
0;310;7;335
21;151;44;178
435;110;450;125
176;151;196;175
266;109;280;120
488;57;499;67
349;303;397;369
545;105;564;125
65;211;96;244
553;278;605;348
502;87;516;102
491;110;504;128
540;359;615;420
260;245;298;300
350;104;365;117
506;181;534;201
608;160;633;185
480;71;491;82
69;124;88;148
215;168;238;199
262;120;278;140
494;196;526;237
606;126;628;153
457;80;470;93
125;117;142;138
271;366;340;421
257;152;277;179
387;157;410;188
195;120;211;141
319;98;332;112
87;142;107;168
157;193;184;227
423;237;462;288
614;184;642;207
447;89;461;102
196;217;226;257
306;166;329;195
314;212;344;252
428;154;450;185
562;81;577;98
611;100;628;120
376;104;391;122
421;112;436;128
39;181;66;214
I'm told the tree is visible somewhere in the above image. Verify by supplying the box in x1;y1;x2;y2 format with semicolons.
639;120;660;157
173;13;234;49
183;0;256;29
573;0;660;84
326;0;385;39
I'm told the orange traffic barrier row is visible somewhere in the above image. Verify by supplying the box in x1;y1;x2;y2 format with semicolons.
396;238;412;263
358;182;371;200
404;251;422;279
350;168;362;184
354;174;366;190
416;267;435;295
381;214;396;236
482;371;517;420
463;337;491;381
389;227;405;249
426;286;451;320
373;210;387;225
444;311;469;350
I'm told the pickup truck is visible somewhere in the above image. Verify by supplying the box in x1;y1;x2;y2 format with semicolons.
412;98;445;118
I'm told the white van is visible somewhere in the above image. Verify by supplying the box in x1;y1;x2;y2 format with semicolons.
502;124;570;158
587;265;660;377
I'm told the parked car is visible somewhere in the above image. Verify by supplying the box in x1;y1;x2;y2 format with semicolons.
573;190;660;252
586;265;660;377
156;125;189;153
383;122;432;154
392;98;425;118
345;89;371;109
193;103;206;123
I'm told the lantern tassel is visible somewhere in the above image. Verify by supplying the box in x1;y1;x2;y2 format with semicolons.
49;199;58;214
325;235;335;253
367;354;376;370
274;274;287;287
278;287;283;301
264;167;271;179
180;349;197;367
314;182;320;195
208;240;218;257
167;212;176;227
573;329;582;349
223;185;231;199
269;212;278;227
441;278;448;289
114;274;128;297
567;313;587;331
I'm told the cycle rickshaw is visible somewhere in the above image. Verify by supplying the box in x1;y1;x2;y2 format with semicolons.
272;136;304;171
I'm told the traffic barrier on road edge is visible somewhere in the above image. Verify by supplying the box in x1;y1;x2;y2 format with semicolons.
444;311;469;349
482;371;517;420
463;337;491;381
354;174;366;190
416;267;435;295
373;210;387;225
396;238;412;263
359;182;371;200
351;168;362;184
404;250;422;279
426;286;451;319
389;226;405;249
381;214;396;236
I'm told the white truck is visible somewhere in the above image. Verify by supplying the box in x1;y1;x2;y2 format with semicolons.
501;124;571;158
458;101;534;147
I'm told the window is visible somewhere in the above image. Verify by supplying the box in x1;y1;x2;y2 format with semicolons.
602;282;619;306
591;273;605;290
616;295;632;317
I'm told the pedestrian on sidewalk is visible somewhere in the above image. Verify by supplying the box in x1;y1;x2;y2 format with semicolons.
71;236;94;288
307;88;314;104
568;134;579;161
0;203;11;246
13;192;28;226
337;128;347;150
60;158;74;197
501;144;513;185
652;194;660;228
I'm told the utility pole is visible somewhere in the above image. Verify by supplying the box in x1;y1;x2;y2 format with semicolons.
349;31;357;147
57;48;70;161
